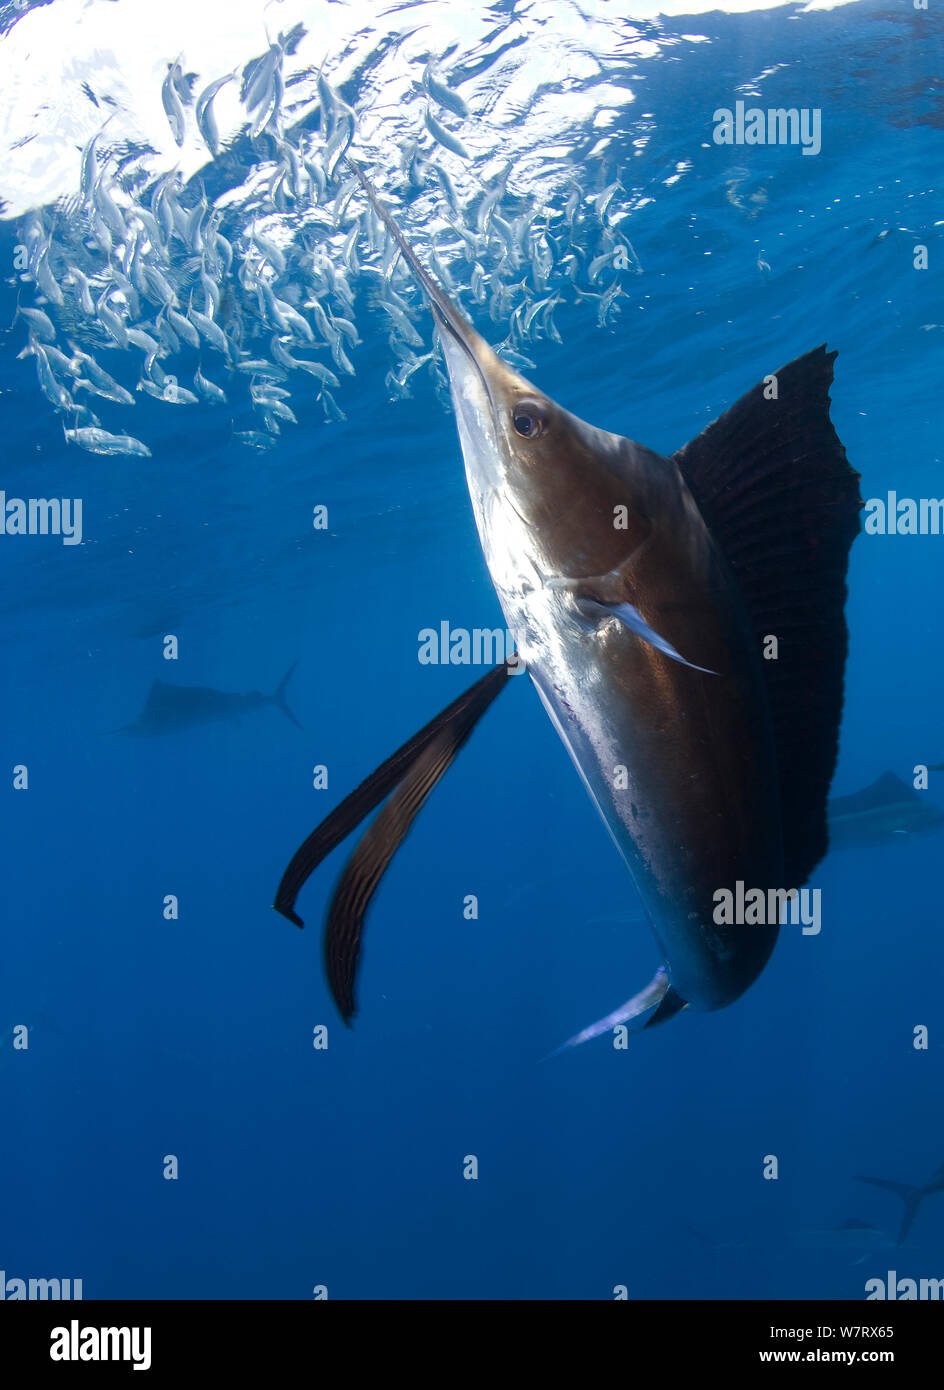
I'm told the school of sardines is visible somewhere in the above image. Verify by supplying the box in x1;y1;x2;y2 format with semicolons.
14;34;643;458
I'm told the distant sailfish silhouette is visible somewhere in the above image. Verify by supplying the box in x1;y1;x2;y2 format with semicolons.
827;771;944;849
122;662;301;734
855;1161;944;1245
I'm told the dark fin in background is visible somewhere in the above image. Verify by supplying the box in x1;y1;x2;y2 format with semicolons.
828;771;917;818
855;1176;924;1246
673;346;863;885
273;663;511;929
270;660;302;729
140;680;171;715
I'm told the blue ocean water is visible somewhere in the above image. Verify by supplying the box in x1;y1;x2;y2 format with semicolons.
1;0;942;1301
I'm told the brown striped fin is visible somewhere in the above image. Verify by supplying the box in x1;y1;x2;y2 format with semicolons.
273;662;513;1018
325;729;466;1024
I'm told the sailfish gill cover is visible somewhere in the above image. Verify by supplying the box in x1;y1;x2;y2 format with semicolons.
0;0;942;1308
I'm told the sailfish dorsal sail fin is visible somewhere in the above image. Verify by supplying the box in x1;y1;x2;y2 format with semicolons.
672;346;863;885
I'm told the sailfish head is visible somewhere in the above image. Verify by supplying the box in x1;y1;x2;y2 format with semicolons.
343;157;674;598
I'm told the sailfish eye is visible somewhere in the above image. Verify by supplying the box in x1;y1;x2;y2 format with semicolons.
512;400;548;438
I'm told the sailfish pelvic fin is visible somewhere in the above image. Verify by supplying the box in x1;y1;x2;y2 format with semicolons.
545;967;687;1058
274;662;513;1022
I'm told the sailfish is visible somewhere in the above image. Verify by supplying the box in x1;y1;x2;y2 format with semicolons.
274;158;862;1044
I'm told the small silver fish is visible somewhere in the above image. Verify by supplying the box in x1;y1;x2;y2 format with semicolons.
125;327;160;356
260;398;297;424
162;58;187;146
156;382;200;405
65;427;151;457
200;266;221;316
253;229;286;276
36;249;65;306
273;298;314;343
189;306;228;354
66;267;96;317
250;62;282;139
305;155;328;202
93;179;127;240
34;349;72;410
80;124;109;204
331;338;355;376
143;264;176;307
424;107;470;161
244;44;281;114
72;350;136;406
166;306;200;349
286;358;340;388
592;179;622;227
17;305;56;342
234;358;275;374
42;343;77;377
431;161;459;215
250;379;290;402
323;116;354;181
196;71;235;156
234;429;276;450
422;62;469;120
380;302;424;348
320;389;346;423
194;365;227;404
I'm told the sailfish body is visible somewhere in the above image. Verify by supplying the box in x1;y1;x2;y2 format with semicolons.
432;293;785;1016
276;160;862;1038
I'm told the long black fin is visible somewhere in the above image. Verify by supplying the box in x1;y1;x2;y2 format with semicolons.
325;730;465;1024
273;662;511;928
672;346;863;886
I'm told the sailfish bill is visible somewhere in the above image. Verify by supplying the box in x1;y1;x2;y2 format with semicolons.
276;155;862;1045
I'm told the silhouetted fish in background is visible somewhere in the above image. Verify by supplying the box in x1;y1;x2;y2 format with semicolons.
688;1216;897;1266
856;1162;944;1245
792;1218;896;1250
826;771;944;849
275;160;863;1042
790;1218;898;1266
124;662;300;734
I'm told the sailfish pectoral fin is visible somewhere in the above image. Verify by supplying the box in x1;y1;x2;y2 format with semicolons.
545;577;717;674
577;597;718;675
544;968;688;1059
